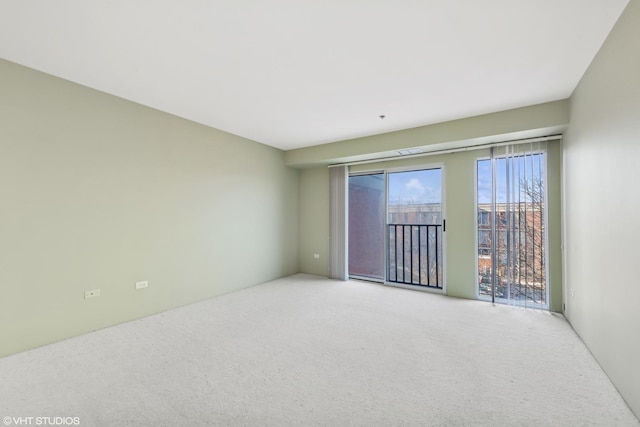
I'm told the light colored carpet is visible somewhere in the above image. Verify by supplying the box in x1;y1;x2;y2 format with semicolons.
0;274;637;426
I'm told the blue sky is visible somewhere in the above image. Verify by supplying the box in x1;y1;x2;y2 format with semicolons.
477;154;544;204
352;154;543;207
388;169;441;205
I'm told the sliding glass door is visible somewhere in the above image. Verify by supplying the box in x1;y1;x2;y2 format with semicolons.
348;167;444;290
348;173;385;280
476;144;548;308
387;169;443;289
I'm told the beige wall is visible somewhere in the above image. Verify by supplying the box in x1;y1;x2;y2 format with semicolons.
0;59;299;358
563;0;640;417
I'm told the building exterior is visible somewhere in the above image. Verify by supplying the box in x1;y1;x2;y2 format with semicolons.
477;202;546;305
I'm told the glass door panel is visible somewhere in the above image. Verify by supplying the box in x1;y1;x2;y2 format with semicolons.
476;147;548;308
387;169;443;288
348;174;385;280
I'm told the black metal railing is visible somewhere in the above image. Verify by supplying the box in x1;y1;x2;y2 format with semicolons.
387;224;443;288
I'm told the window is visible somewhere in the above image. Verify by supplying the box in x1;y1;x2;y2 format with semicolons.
476;145;548;309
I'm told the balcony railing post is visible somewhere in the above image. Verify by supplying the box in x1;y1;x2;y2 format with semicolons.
387;223;442;289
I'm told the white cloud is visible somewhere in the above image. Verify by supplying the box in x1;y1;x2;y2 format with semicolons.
406;178;424;193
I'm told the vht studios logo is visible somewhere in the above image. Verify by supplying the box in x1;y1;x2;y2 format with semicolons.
3;417;80;426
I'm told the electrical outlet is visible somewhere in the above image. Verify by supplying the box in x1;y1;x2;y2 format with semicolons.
135;280;148;290
313;253;320;259
84;289;100;299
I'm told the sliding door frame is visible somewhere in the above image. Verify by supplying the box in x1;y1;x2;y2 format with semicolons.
348;163;447;295
474;146;550;309
348;170;387;283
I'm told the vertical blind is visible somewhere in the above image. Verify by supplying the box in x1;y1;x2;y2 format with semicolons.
328;136;554;302
488;142;548;309
329;165;348;280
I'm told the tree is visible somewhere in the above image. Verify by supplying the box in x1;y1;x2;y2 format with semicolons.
478;178;546;304
487;177;546;304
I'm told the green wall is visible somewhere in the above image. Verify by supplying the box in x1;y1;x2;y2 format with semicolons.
298;167;330;276
563;0;640;416
0;59;299;358
350;151;480;300
286;100;569;167
293;99;565;313
298;144;562;311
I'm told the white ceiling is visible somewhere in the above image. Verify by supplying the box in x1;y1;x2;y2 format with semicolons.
0;1;629;151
